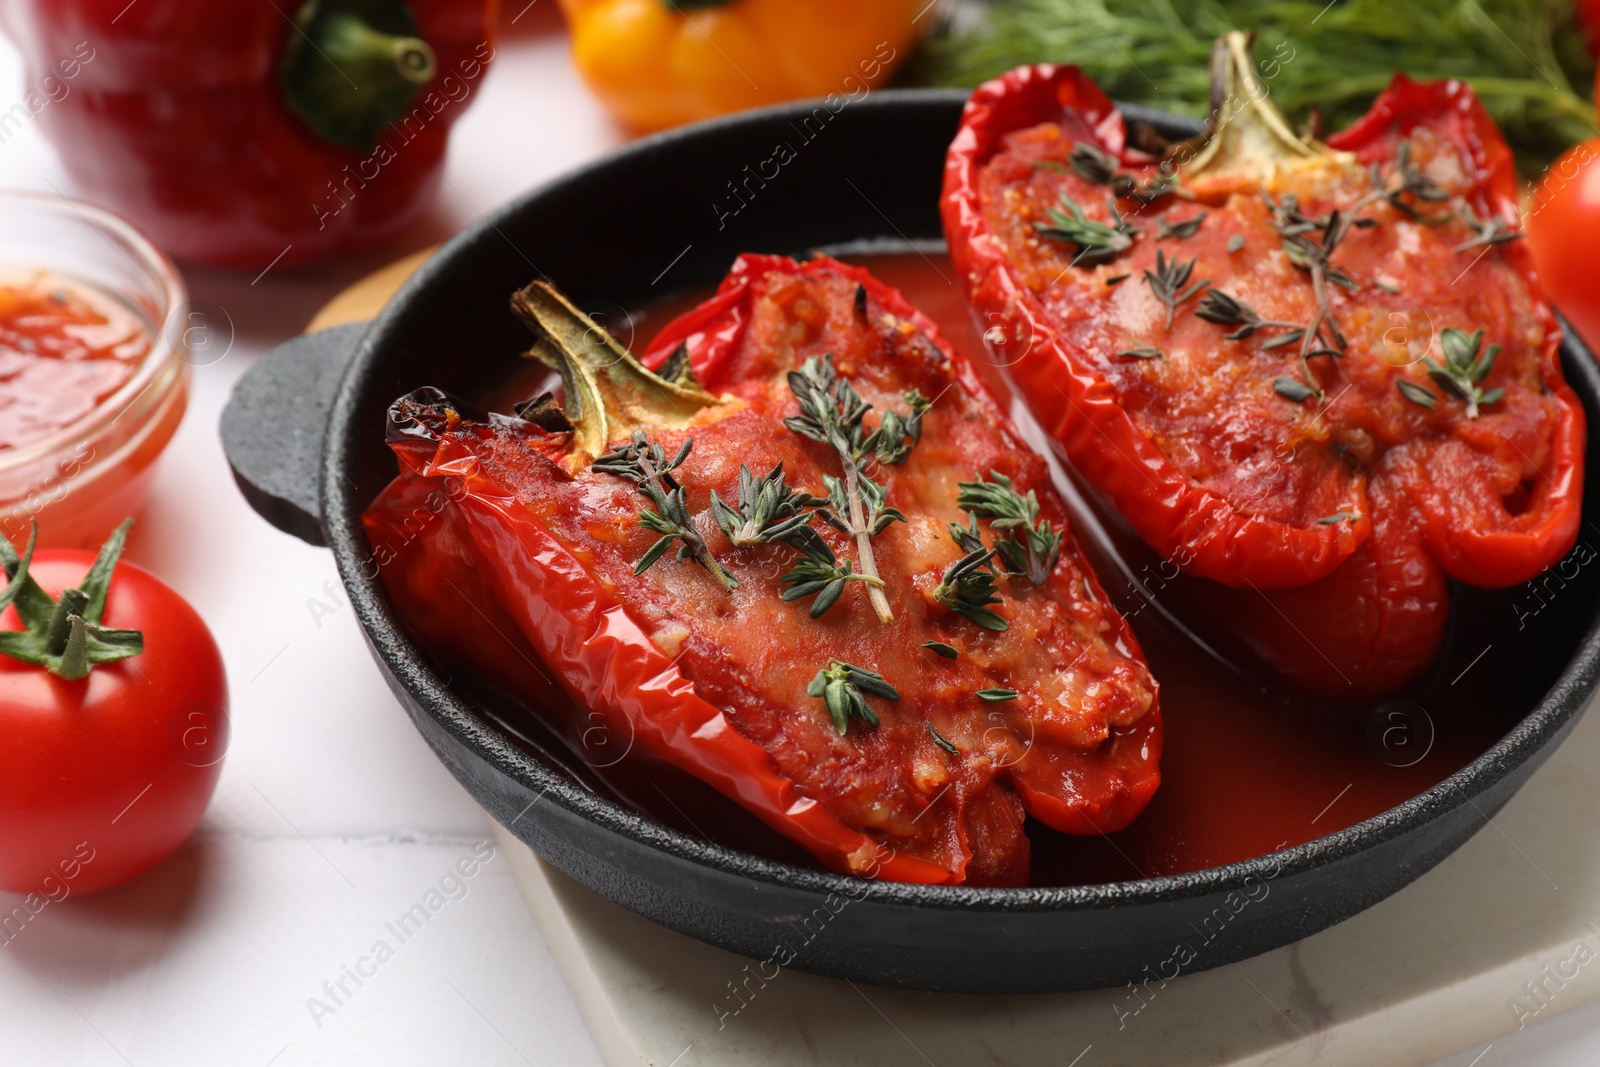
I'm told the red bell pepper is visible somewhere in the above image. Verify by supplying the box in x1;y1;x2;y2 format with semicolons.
364;256;1161;884
941;36;1584;698
1;0;495;270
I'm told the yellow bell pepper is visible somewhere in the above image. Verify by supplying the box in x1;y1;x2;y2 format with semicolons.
558;0;927;132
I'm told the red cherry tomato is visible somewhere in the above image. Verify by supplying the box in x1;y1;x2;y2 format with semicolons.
0;534;227;898
1527;137;1600;357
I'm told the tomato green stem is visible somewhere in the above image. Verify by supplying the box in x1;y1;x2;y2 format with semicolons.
43;588;87;656
0;519;143;679
56;616;90;682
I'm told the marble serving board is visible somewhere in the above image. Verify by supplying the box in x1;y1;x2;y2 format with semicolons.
493;686;1600;1067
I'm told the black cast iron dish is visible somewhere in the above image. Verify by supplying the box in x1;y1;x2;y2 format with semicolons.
221;89;1600;994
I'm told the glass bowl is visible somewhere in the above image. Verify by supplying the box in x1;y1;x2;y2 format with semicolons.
0;190;189;550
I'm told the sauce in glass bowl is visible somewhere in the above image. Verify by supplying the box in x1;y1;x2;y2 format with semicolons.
0;273;150;451
0;193;188;550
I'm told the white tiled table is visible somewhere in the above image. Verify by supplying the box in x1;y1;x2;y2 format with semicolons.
0;10;1595;1065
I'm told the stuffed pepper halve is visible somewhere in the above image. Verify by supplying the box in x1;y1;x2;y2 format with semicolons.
942;34;1583;698
364;255;1160;885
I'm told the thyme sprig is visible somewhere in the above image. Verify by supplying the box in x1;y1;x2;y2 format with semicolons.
594;431;739;591
710;462;817;547
1453;202;1523;254
1194;288;1303;342
1268;195;1363;294
779;531;883;618
1274;377;1316;402
934;546;1009;632
1067;142;1186;203
1036;193;1138;266
808;659;900;736
947;512;988;557
1261;192;1364;401
956;472;1063;587
817;473;906;540
1424;328;1504;418
1067;142;1120;185
784;355;909;624
1351;140;1453;224
1143;250;1208;329
869;389;931;465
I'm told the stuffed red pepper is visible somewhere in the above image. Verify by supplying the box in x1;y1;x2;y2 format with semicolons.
942;34;1584;698
364;255;1160;885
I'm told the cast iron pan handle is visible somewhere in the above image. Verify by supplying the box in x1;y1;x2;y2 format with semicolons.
219;323;367;547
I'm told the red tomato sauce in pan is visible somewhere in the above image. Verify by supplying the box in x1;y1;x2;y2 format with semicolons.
465;249;1580;887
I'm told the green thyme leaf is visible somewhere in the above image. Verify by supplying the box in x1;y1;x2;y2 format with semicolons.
923;641;960;659
1454;202;1523;254
1194;288;1301;341
1273;377;1315;402
1358;140;1453;223
1157;211;1207;240
1065;141;1185;202
1397;378;1439;410
808;659;899;736
866;389;932;466
1069;141;1122;185
977;688;1020;702
928;723;959;754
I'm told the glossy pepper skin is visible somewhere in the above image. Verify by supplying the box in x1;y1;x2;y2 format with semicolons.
942;57;1583;699
1;0;495;270
364;256;1160;885
557;0;919;132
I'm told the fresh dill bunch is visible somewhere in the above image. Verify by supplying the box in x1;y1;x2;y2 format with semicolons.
905;0;1597;173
